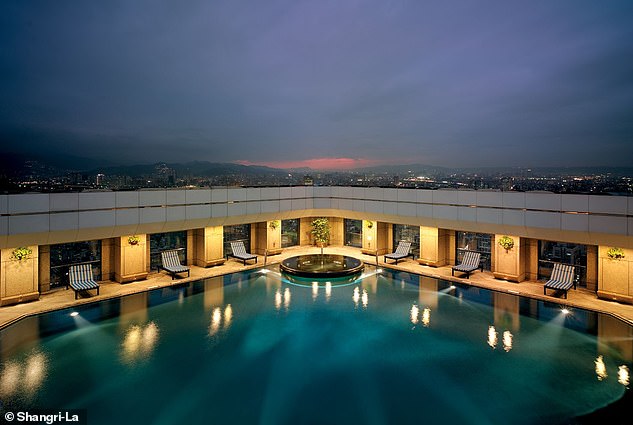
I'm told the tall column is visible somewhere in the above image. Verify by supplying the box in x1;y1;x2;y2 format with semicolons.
492;235;526;282
114;235;149;283
524;238;539;281
38;245;51;293
586;245;598;291
266;221;282;255
193;226;225;267
0;246;40;306
417;226;449;267
598;246;633;304
101;238;115;282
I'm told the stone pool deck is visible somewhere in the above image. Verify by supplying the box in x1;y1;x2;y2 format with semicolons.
2;245;633;329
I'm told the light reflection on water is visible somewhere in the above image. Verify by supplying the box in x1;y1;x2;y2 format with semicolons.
0;267;631;424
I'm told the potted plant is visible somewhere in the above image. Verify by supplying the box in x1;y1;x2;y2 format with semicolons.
269;220;280;230
311;217;331;251
607;247;625;260
498;236;515;252
128;235;140;246
365;220;374;229
12;246;32;261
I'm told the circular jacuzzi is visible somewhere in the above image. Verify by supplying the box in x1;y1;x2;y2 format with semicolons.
279;254;364;278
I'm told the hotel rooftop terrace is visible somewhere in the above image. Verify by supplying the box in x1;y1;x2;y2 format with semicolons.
1;186;633;326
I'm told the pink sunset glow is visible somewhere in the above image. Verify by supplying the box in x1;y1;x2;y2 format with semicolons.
235;157;401;170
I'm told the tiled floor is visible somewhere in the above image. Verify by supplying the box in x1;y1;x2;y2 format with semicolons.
2;245;633;328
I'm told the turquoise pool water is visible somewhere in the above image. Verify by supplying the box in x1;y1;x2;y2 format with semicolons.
0;267;631;425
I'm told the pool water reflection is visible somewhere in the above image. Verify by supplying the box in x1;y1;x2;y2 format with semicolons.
0;267;631;425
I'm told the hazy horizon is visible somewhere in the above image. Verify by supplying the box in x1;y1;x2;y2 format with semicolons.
1;1;632;168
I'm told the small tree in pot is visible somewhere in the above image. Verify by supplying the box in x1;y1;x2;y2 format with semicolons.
311;217;331;254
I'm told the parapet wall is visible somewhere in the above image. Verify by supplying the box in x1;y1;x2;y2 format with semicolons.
0;187;632;249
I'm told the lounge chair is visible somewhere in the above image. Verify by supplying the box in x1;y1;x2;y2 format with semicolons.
451;251;482;279
227;241;257;265
67;264;100;299
159;249;190;279
384;241;414;265
544;263;576;299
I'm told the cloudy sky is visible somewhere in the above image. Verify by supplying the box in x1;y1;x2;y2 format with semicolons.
1;0;632;169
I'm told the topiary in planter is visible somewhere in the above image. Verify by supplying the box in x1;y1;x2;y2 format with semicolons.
128;235;140;246
311;217;330;247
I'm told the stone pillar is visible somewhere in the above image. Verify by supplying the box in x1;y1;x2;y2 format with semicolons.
0;246;40;306
114;235;149;283
524;238;539;281
252;222;267;256
328;217;344;246
362;221;389;256
447;230;456;265
586;245;598;291
38;245;51;293
101;238;115;282
193;226;225;267
187;230;195;266
300;218;313;246
597;246;633;304
492;235;526;282
266;221;282;255
417;226;449;267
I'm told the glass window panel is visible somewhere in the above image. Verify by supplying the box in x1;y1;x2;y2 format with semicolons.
392;224;420;258
455;231;492;270
50;240;102;288
149;231;187;271
281;219;299;248
538;241;587;287
224;224;251;255
344;219;362;248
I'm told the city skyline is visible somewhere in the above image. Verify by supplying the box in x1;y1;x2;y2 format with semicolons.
1;1;633;168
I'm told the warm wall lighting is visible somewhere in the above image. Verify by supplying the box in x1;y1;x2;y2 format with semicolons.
618;365;630;386
487;326;498;349
410;304;419;324
122;322;160;362
594;356;607;381
361;289;368;308
502;331;513;352
284;288;291;308
422;308;431;327
275;289;282;310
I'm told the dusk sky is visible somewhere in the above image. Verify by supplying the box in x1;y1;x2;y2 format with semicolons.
1;0;632;169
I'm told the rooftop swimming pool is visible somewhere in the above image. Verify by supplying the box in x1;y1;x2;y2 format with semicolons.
0;267;631;425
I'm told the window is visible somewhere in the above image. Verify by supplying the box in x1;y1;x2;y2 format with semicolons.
224;224;251;255
538;241;587;287
455;232;492;270
50;241;101;288
149;231;187;271
281;219;299;248
344;219;362;247
392;224;420;258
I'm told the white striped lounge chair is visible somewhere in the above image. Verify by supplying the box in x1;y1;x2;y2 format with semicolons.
543;263;576;299
384;241;414;265
451;251;482;279
159;249;190;279
67;264;100;299
228;241;257;265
